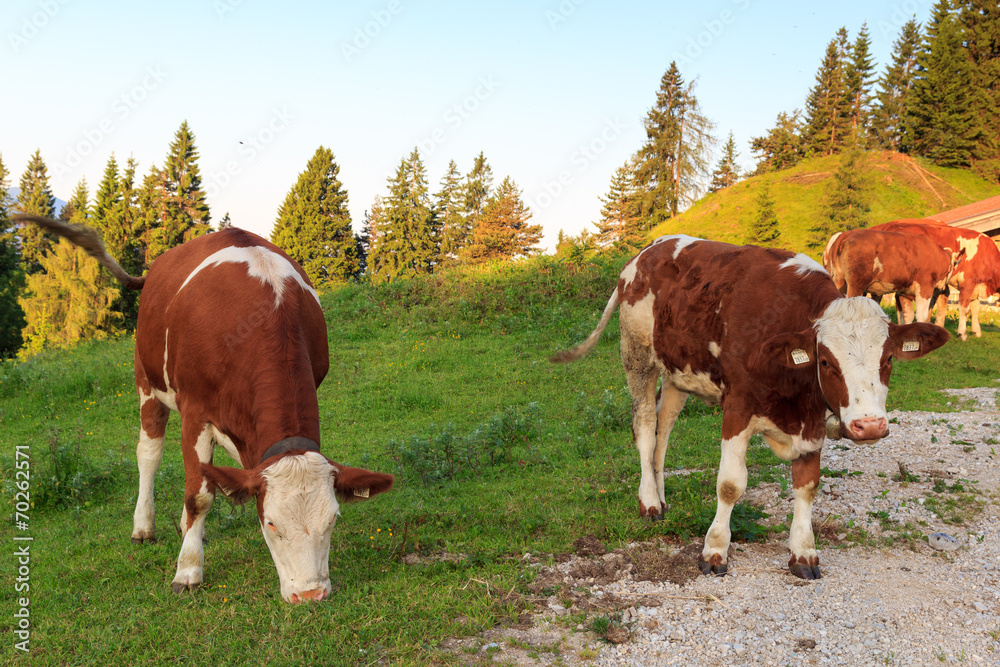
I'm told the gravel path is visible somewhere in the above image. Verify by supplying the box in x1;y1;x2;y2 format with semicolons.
448;387;1000;666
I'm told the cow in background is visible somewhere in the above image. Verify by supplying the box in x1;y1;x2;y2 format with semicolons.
14;215;394;603
823;227;960;324
553;235;948;580
873;219;1000;340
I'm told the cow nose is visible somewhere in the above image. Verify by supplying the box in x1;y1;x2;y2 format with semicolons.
290;587;328;603
848;417;888;441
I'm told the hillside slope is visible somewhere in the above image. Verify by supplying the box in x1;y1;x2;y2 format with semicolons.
650;151;1000;258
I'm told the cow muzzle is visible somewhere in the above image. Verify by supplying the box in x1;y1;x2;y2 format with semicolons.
842;416;889;444
289;587;329;604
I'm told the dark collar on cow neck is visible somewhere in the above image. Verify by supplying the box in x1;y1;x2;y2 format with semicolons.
260;437;321;466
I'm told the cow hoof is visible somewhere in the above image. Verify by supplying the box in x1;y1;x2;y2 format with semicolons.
697;557;728;576
171;581;201;594
131;535;156;545
789;563;822;580
638;500;663;520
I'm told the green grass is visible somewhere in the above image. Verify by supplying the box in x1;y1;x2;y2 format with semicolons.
2;253;998;665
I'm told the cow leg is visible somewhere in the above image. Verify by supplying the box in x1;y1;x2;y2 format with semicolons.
788;450;822;580
970;295;982;338
172;422;216;593
896;295;915;325
699;421;751;576
957;294;970;341
132;370;170;544
913;295;932;323
933;293;949;327
654;385;688;510
622;336;661;519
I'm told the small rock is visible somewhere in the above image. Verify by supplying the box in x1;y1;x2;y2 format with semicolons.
946;467;960;474
974;602;988;612
605;627;630;644
928;532;961;552
548;602;569;616
481;642;500;652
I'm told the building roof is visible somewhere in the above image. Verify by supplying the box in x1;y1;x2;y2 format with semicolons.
927;194;1000;237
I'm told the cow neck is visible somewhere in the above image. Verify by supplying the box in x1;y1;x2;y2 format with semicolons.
259;436;321;466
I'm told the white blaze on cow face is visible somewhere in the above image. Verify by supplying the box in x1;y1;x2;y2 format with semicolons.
259;452;339;603
814;297;891;442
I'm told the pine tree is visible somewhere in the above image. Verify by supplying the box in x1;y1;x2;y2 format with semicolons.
358;195;386;280
0;154;25;358
958;0;1000;181
812;147;873;247
745;179;781;246
594;161;643;251
463;152;494;240
635;62;716;225
137;164;168;267
217;212;232;230
844;23;877;142
908;0;980;166
873;19;923;151
708;132;742;192
13;149;57;273
18;238;122;358
271;146;358;287
375;149;437;282
161;121;211;245
463;176;541;262
750;111;805;173
60;178;91;223
803;29;852;155
435;160;468;264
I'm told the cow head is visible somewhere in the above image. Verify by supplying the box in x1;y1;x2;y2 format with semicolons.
755;297;949;444
202;452;394;603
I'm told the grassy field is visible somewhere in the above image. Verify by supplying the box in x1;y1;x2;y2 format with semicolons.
2;254;999;665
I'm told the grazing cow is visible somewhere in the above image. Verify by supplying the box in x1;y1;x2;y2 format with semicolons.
553;235;948;579
823;227;959;324
872;219;1000;340
15;215;394;603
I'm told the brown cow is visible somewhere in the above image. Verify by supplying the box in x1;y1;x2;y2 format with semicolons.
15;215;394;603
873;219;1000;340
823;227;959;324
553;235;948;579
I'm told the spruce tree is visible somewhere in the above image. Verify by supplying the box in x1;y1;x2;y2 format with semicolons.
708;132;742;192
13;149;57;273
161;121;211;245
375;149;437;282
60;178;91;223
844;23;877;142
803;29;852;155
0;154;25;358
464;152;494;240
271;146;358;287
908;0;980;166
958;0;1000;180
217;212;232;230
359;195;386;280
873;19;923;151
594;161;643;251
435;160;468;264
745;179;781;246
137;165;168;266
18;238;122;357
750;111;805;173
463;176;540;261
812;147;873;247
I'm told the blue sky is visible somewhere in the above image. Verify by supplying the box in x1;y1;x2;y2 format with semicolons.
2;0;935;250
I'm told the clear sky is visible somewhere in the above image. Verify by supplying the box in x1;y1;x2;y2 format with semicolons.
1;0;934;250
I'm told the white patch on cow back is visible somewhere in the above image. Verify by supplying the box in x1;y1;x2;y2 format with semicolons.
662;234;700;260
620;256;640;288
873;257;883;275
178;245;320;307
260;451;339;603
708;341;721;358
959;236;980;262
780;253;827;276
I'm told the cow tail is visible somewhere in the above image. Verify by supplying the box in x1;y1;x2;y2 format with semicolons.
13;215;146;290
550;289;620;363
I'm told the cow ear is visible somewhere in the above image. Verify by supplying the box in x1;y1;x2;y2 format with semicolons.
749;330;817;372
331;464;395;503
887;322;949;360
201;463;264;505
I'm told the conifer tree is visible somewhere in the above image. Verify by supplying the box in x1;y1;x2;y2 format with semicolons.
358;195;386;280
812;147;873;247
708;132;742;192
745;179;781;246
217;212;232;230
435;160;468;264
844;23;877;141
0;155;25;358
375;149;437;282
958;0;1000;181
60;178;91;223
13;149;57;273
635;62;715;225
803;29;852;155
271;146;358;287
137;165;168;266
161;121;211;245
908;0;980;166
750;111;805;173
463;152;494;239
873;19;923;151
594;161;643;251
463;176;541;261
18;238;122;357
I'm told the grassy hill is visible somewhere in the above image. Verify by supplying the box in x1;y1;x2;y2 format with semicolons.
650;151;1000;258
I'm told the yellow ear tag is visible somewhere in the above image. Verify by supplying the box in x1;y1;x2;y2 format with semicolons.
353;488;370;499
902;341;919;352
791;349;810;365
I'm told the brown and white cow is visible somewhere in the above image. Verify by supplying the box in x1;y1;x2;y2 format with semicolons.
872;219;1000;340
553;235;948;579
15;215;394;603
823;227;959;323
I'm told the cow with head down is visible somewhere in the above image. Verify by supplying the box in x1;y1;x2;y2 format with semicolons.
553;235;948;579
15;215;394;603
